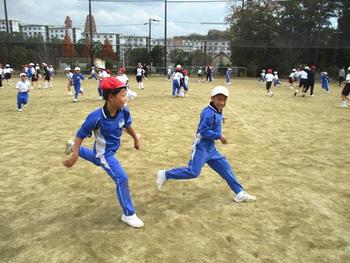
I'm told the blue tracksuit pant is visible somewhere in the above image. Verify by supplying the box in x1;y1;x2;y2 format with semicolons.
74;84;83;99
79;146;135;216
98;82;103;97
172;79;181;96
17;92;29;109
165;141;244;194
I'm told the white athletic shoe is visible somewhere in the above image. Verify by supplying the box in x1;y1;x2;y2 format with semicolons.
17;108;23;112
156;170;167;191
340;102;348;108
121;214;144;228
73;98;77;102
99;96;103;100
234;191;256;203
65;139;74;155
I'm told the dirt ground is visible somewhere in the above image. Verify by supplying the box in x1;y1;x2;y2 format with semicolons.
0;75;349;263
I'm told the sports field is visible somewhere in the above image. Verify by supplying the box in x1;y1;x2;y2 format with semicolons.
0;76;349;262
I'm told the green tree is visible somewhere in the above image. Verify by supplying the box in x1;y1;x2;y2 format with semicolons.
226;0;342;75
169;49;189;66
188;50;208;66
127;48;149;66
11;45;29;68
150;45;164;66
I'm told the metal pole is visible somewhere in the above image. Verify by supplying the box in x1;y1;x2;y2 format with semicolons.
3;0;11;62
89;0;94;67
164;0;167;75
149;18;151;53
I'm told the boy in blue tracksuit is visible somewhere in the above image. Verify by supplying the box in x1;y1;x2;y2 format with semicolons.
63;77;144;228
225;67;232;84
320;72;330;93
72;67;84;102
156;86;256;203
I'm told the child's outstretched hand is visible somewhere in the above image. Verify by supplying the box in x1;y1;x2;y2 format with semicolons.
220;135;228;144
134;134;141;150
63;155;78;168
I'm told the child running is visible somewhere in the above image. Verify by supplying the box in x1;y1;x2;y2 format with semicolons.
156;86;256;203
320;72;330;94
16;73;31;112
265;68;274;96
340;67;350;108
72;67;84;102
182;69;190;97
171;65;184;97
135;63;145;90
65;67;73;96
225;67;232;85
63;77;144;228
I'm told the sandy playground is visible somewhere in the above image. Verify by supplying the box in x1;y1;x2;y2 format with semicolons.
0;75;349;262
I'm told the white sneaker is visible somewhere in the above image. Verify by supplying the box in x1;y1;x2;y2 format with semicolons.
17;108;23;112
99;96;103;100
65;139;74;155
121;214;144;228
73;98;77;102
234;191;256;203
156;170;167;191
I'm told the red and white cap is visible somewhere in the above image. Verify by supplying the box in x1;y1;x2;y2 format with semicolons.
101;77;127;91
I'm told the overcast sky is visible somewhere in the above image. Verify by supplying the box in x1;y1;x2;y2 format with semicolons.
1;0;234;38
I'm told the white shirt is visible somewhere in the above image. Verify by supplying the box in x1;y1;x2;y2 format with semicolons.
172;72;183;81
184;75;189;85
346;73;350;83
289;72;294;78
274;74;279;80
66;72;73;79
136;68;144;76
16;80;31;93
300;70;308;79
116;74;129;85
265;73;274;82
4;68;13;74
99;70;108;79
261;72;266;77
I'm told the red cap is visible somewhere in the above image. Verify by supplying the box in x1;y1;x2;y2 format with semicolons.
101;77;127;91
182;69;188;75
267;68;273;73
118;67;126;74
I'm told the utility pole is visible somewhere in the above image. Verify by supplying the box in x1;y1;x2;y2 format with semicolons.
89;0;94;67
3;0;11;62
164;0;167;75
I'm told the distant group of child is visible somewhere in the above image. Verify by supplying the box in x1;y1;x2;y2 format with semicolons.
258;65;350;107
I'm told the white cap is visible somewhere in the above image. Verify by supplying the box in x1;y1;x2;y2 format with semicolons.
262;69;265;72
98;65;105;69
228;68;231;71
211;86;229;97
292;68;296;71
5;64;10;67
274;71;277;74
65;67;71;71
29;63;34;66
324;72;328;75
74;67;80;71
305;66;310;70
20;73;27;77
42;63;47;66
